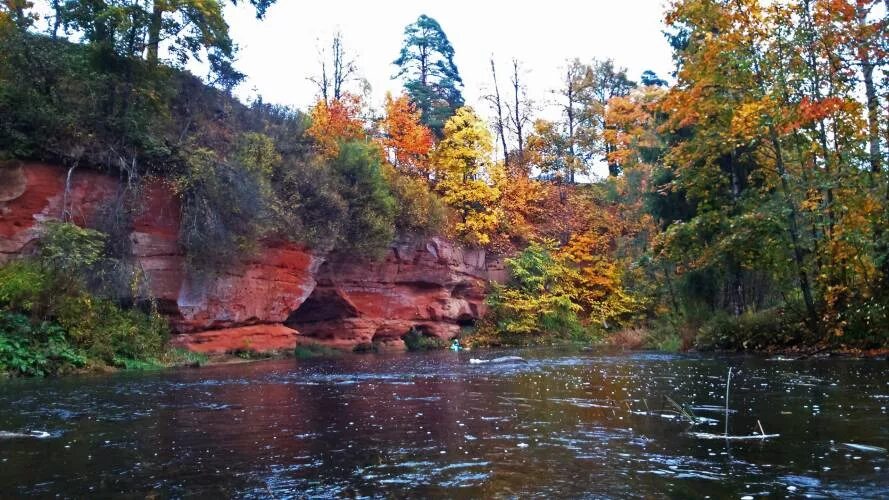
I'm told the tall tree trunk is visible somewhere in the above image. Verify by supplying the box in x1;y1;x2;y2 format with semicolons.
769;126;818;328
146;2;163;65
50;0;61;38
857;5;882;175
567;73;576;185
511;59;525;166
488;58;509;166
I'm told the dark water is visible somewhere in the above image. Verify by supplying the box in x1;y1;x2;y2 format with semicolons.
0;349;887;498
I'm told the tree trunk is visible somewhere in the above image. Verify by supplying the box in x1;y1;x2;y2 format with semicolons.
511;59;525;166
769;126;818;328
146;2;163;65
857;5;882;174
489;58;509;166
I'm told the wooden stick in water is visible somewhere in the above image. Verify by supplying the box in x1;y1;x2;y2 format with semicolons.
724;367;733;437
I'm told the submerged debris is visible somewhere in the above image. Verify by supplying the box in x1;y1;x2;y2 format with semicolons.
686;431;780;440
0;430;50;439
469;356;526;365
843;443;887;454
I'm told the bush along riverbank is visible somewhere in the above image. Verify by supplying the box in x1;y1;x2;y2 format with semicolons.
0;223;205;377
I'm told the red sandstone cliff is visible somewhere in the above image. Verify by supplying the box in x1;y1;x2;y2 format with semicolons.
0;162;499;353
286;238;490;351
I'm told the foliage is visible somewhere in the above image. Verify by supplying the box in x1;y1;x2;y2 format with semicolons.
380;93;434;177
483;240;587;341
696;307;809;351
0;248;170;376
0;260;48;313
39;220;107;284
432;107;502;247
0;311;87;377
174;147;272;271
328;141;397;256
402;328;448;351
393;14;464;135
306;95;366;159
382;163;445;237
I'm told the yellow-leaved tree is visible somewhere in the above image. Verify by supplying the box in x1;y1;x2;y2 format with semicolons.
431;106;502;247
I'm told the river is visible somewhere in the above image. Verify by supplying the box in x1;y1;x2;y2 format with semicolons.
1;349;887;497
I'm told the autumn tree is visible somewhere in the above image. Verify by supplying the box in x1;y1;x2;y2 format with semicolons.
393;14;464;136
379;93;434;178
587;59;636;176
306;94;365;159
432;106;502;246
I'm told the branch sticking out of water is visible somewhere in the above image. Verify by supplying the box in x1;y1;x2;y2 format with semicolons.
687;431;779;441
664;395;698;424
725;367;733;437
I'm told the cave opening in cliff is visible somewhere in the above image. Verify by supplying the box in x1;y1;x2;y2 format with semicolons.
286;287;359;325
456;314;476;328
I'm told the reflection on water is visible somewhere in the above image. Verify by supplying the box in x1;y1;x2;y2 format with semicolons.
0;349;887;497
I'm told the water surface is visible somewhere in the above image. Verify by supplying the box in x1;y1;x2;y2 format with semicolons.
1;349;887;497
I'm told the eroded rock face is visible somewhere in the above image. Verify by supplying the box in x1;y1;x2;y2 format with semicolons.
0;163;321;353
0;162;120;263
169;324;301;354
286;237;490;350
1;162;496;354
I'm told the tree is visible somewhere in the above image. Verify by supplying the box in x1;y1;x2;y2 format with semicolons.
484;240;585;339
551;59;594;183
49;0;272;82
587;59;636;176
507;58;533;169
640;70;668;87
432;107;502;246
306;94;366;159
309;30;361;105
1;0;35;30
379;93;434;178
662;0;822;326
393;14;464;136
485;56;510;166
146;0;275;66
328;141;396;256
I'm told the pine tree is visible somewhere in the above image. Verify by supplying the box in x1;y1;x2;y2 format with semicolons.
393;14;464;136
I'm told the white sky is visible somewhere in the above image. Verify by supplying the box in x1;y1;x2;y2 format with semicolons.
224;0;675;118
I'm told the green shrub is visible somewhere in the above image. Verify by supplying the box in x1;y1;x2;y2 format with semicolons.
695;307;807;351
383;163;445;237
0;311;87;377
175;147;273;272
0;260;47;312
839;298;889;349
39;221;107;276
483;240;586;344
329;141;397;257
0;249;169;376
270;156;348;250
294;344;342;358
402;328;448;351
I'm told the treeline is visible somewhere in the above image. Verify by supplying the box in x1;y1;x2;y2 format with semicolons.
1;0;887;366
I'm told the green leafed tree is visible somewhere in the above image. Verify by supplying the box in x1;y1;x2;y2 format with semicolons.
393;14;464;136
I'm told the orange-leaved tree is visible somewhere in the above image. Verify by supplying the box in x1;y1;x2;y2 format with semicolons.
307;93;366;159
379;93;435;179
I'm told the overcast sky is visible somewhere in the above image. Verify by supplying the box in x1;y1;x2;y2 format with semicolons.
224;1;675;120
